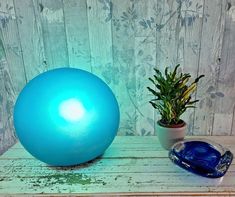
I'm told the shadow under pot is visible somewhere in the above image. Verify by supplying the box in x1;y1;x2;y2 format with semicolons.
156;120;187;150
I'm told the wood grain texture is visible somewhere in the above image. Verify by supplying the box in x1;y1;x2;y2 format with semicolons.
0;136;234;195
179;0;205;135
0;0;26;94
0;39;16;155
87;0;113;71
214;0;235;135
0;0;23;155
14;0;46;81
1;0;235;155
39;0;69;69
194;0;227;135
63;0;91;71
135;36;156;136
111;0;137;136
135;0;157;136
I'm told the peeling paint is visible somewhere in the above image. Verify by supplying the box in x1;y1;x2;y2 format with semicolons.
21;173;107;188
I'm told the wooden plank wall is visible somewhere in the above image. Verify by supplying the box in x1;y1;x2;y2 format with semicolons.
0;0;235;153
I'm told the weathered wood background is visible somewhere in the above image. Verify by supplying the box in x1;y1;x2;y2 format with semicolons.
0;0;235;154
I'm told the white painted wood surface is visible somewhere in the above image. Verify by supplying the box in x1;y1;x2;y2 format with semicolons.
194;0;227;136
215;0;235;136
0;136;234;196
1;0;235;154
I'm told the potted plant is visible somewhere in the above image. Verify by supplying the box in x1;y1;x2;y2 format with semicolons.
147;64;204;150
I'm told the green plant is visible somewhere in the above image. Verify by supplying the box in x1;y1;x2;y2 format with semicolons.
147;64;204;126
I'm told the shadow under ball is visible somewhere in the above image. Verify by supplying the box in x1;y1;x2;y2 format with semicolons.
14;68;120;166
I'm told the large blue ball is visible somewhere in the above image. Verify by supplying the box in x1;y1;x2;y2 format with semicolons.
14;68;120;166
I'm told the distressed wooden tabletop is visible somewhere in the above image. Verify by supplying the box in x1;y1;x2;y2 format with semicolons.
0;136;234;196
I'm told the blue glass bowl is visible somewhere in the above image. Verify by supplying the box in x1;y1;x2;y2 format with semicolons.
169;139;233;178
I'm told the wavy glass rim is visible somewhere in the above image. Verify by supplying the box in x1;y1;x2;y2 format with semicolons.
169;138;233;178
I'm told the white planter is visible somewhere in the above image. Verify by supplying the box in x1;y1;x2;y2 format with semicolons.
156;120;186;150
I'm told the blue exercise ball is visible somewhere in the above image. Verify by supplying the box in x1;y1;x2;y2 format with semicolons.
14;68;120;166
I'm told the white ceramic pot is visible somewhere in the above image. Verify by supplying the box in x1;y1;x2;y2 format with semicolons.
156;120;186;150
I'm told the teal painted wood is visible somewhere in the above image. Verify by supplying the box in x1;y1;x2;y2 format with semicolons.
63;0;91;71
0;38;16;155
87;0;113;72
39;0;69;69
135;36;155;136
0;0;26;93
1;0;235;156
135;0;157;136
0;136;234;195
14;0;46;81
111;0;137;136
0;0;25;154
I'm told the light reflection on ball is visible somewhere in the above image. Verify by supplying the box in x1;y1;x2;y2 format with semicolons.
59;99;85;122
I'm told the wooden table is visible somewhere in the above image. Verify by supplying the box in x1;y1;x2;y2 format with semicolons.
0;136;234;196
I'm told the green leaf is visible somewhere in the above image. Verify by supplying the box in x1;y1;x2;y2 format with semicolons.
194;74;205;83
148;77;156;85
187;100;199;105
165;67;169;78
149;101;157;109
147;87;161;98
154;68;162;78
171;64;180;79
185;105;196;109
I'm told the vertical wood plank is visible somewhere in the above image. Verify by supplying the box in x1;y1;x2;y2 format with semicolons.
214;0;235;135
156;0;179;71
0;0;26;93
135;0;157;135
86;0;112;69
110;0;136;135
39;0;69;68
63;0;91;71
194;0;226;135
135;37;156;136
0;38;16;155
0;0;25;153
14;0;46;81
178;0;205;135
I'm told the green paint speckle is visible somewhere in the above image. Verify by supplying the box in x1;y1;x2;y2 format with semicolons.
26;173;106;188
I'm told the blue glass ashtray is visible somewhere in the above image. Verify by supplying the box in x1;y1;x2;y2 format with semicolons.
169;139;233;178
